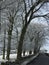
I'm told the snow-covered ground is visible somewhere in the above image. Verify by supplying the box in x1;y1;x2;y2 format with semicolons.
0;52;34;65
0;54;17;65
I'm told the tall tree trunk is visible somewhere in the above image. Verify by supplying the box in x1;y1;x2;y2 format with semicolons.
34;47;40;54
34;44;39;54
29;50;32;55
3;29;6;59
17;24;28;60
6;29;12;60
34;42;38;54
34;38;39;54
0;22;1;33
23;50;25;56
34;47;37;54
6;17;14;60
0;6;1;33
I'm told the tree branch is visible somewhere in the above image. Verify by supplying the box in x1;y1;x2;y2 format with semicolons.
33;1;45;13
25;0;43;18
25;0;49;19
0;0;17;10
33;13;49;19
24;0;27;24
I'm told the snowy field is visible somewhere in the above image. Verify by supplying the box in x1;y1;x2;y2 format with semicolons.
0;54;17;65
0;51;34;65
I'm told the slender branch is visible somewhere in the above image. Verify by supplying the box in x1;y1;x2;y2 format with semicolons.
14;0;23;18
33;2;45;13
14;8;20;18
24;0;27;24
0;0;17;10
33;13;49;19
21;14;25;26
27;11;33;25
25;0;42;18
24;0;27;14
25;0;49;19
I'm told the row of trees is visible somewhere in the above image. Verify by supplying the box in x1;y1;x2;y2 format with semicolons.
0;0;49;61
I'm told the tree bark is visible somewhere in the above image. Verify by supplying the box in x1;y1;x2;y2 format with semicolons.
6;17;14;60
34;43;40;54
17;24;28;60
6;29;12;60
29;50;32;55
3;29;6;59
23;50;25;56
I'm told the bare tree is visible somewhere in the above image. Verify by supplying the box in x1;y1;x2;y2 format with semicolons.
32;24;47;54
17;0;49;60
6;8;20;60
0;0;22;60
1;0;20;60
22;23;48;55
0;0;49;61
